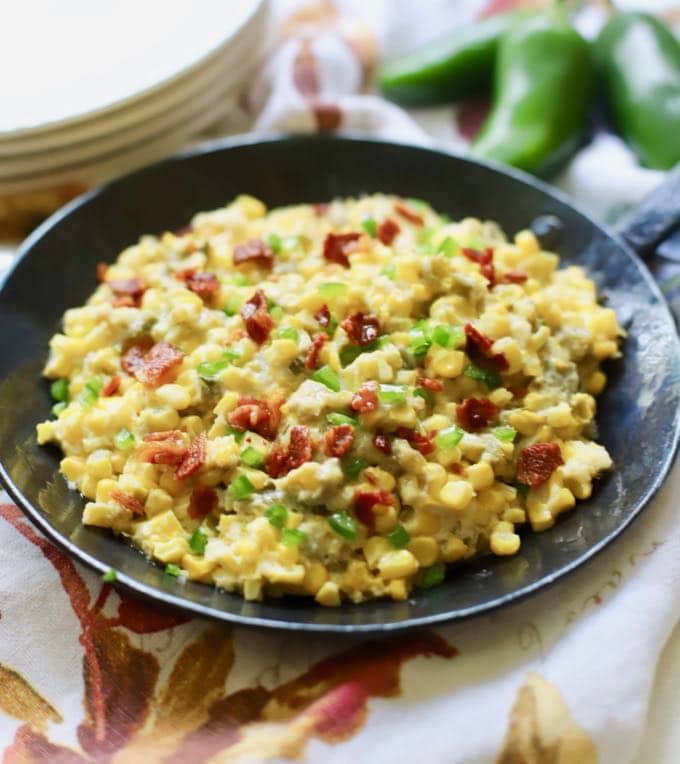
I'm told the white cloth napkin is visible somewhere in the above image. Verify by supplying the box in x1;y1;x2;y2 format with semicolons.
1;1;679;762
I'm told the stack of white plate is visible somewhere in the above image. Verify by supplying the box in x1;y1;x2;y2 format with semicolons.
0;0;268;197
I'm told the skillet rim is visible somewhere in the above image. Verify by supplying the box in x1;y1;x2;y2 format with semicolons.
1;132;678;633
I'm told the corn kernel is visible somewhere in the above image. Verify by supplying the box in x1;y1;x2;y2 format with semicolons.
408;536;439;566
378;549;419;579
467;462;494;491
316;581;341;607
439;480;474;511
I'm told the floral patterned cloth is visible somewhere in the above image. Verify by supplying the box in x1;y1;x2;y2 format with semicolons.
2;1;680;762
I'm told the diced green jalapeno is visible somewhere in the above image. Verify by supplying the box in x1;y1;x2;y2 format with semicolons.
318;282;348;298
228;474;256;500
326;412;358;427
418;563;446;589
312;365;341;392
225;426;246;443
378;384;407;405
342;456;369;481
165;563;181;577
267;233;282;253
114;428;136;450
492;425;517;442
50;378;70;402
102;569;117;582
388;525;410;549
223;295;244;316
275;326;299;342
266;504;288;529
240;446;265;468
434;426;464;450
361;217;378;237
464;364;501;389
189;529;208;555
328;511;357;540
281;528;306;546
79;377;103;407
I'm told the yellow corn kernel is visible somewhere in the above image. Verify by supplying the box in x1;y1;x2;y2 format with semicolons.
378;549;419;580
408;536;439;566
80;476;99;500
213;391;239;416
467;462;494;491
428;348;465;378
243;578;263;600
515;229;540;254
403;508;441;536
181;553;217;582
155;384;191;410
143;408;180;432
364;536;392;568
154;537;189;563
86;450;113;480
439;480;474;512
586;370;607;396
441;536;468;563
302;561;328;595
490;528;521;556
94;479;118;503
316;581;341;607
502;507;526;524
507;410;543;436
491;337;523;374
61;456;86;483
181;415;204;437
389;579;409;601
36;422;55;444
145;488;173;517
83;501;127;528
373;505;398;534
235;194;267;219
362;467;396;492
545;403;574;428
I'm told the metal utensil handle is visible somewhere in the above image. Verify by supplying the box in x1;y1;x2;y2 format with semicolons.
617;162;680;258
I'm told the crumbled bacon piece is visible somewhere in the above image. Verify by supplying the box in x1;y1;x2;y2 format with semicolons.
395;427;435;455
456;397;500;431
322;232;362;268
266;426;313;478
305;332;327;370
464;323;509;372
354;490;395;530
313;203;329;216
121;340;184;388
449;463;466;476
394;201;424;226
462;247;496;288
227;396;282;440
233;238;275;269
188;485;218;519
314;304;331;328
416;376;444;392
373;431;392;455
241;289;274;344
136;430;187;466
175;432;207;480
111;489;145;516
340;312;381;346
377;217;401;245
502;271;528;284
176;269;220;301
350;381;379;414
96;262;108;282
102;376;121;397
107;277;147;307
517;442;563;488
324;424;354;457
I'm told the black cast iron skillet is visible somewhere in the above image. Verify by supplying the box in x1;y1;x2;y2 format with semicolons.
1;135;679;633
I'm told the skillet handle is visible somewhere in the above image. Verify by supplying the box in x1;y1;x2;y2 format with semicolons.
616;163;680;258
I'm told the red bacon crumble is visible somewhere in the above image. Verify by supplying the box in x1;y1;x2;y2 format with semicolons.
175;269;220;301
266;426;313;478
136;430;187;466
227;396;282;440
456;397;500;431
121;340;184;388
377;218;401;245
350;381;379;414
517;442;563;488
188;485;217;519
462;247;496;288
464;323;509;371
314;303;331;328
111;489;145;516
305;332;327;370
416;376;444;392
241;289;274;344
394;201;424;226
313;203;329;216
175;432;207;480
107;277;148;307
233;238;275;269
354;490;395;529
340;312;381;346
322;232;362;268
102;376;121;397
395;426;435;455
96;262;109;282
502;271;528;284
324;424;354;457
373;431;392;455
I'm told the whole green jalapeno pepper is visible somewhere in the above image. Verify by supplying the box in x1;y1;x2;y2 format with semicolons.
596;12;680;170
378;10;535;106
472;13;594;177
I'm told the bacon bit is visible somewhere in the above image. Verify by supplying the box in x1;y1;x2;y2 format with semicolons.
313;203;329;216
314;303;331;328
517;442;563;488
509;386;528;400
373;431;392;455
102;376;121;397
188;485;218;519
121;340;184;388
462;246;496;288
305;332;327;370
456;397;500;431
96;262;108;282
241;289;274;344
416;376;444;392
136;430;187;466
107;277;147;307
266;426;313;478
502;271;528;284
175;269;220;301
449;463;466;476
395;426;435;455
111;489;145;516
394;201;424;226
120;336;154;376
324;424;354;457
340;312;381;346
464;323;509;372
227;396;282;440
175;432;207;480
323;232;362;268
377;218;400;245
354;490;395;530
350;381;379;414
233;238;275;269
